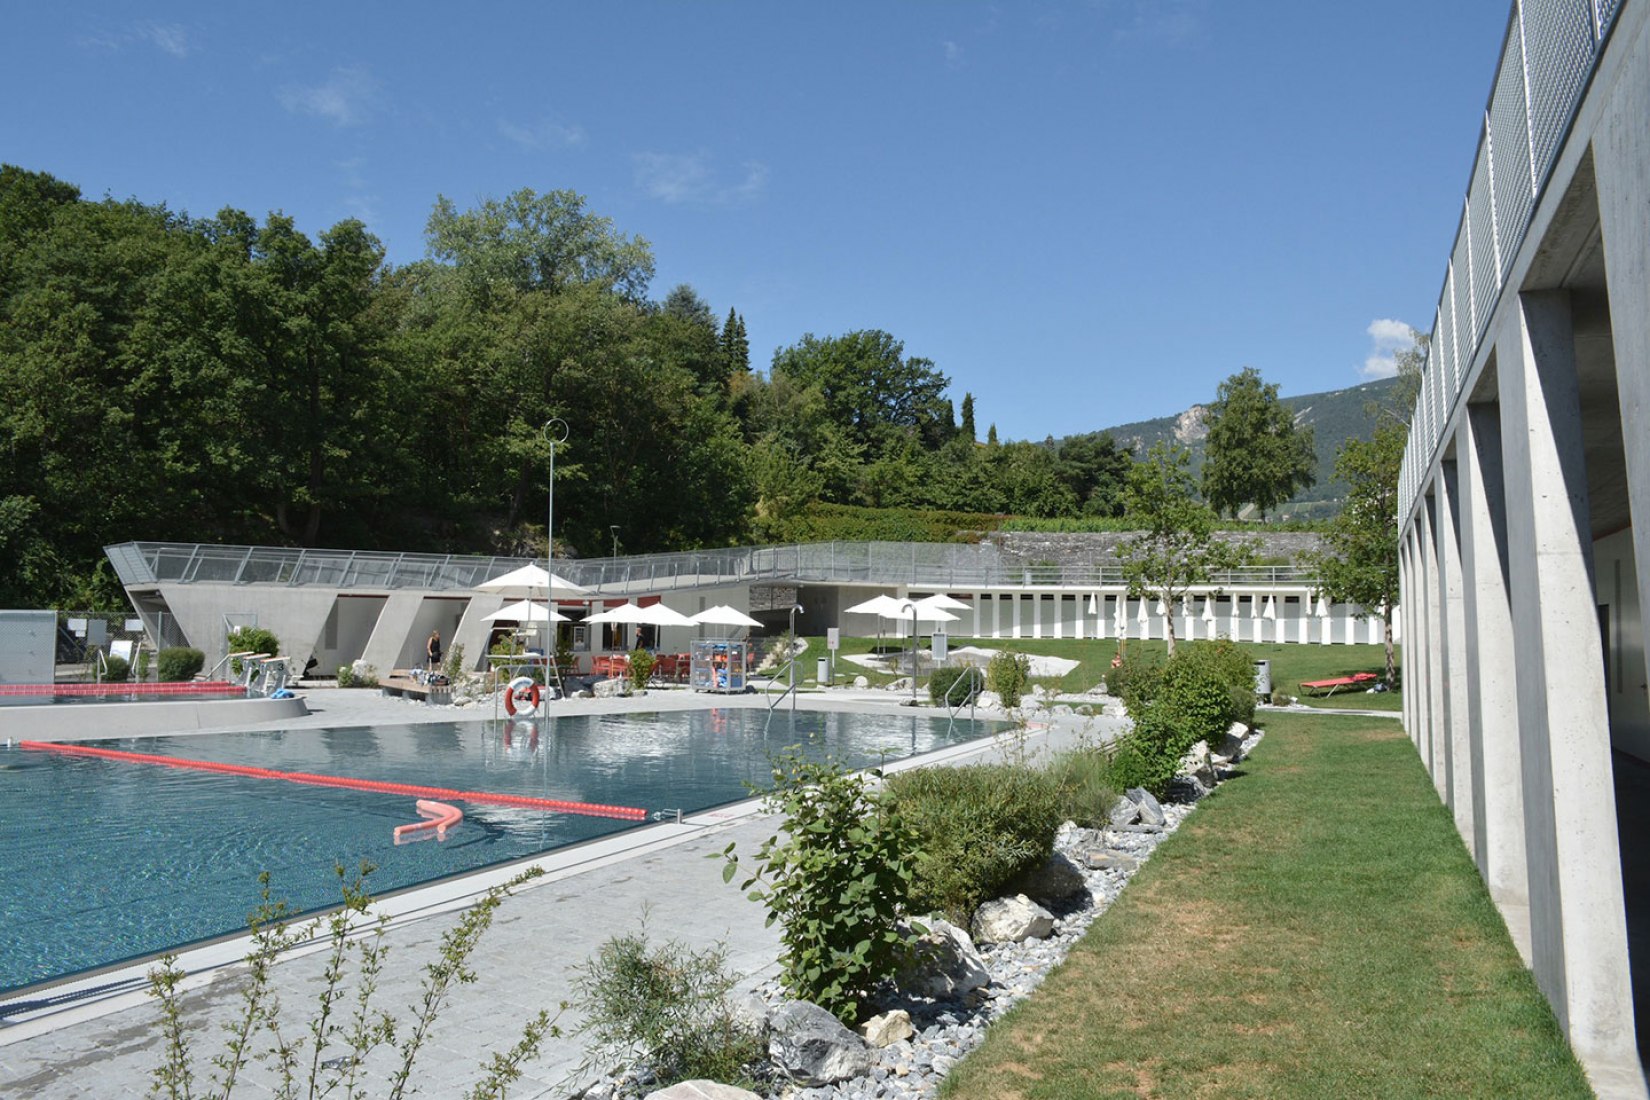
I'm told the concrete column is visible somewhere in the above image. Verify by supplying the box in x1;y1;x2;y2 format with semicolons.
1459;398;1531;960
1011;595;1022;640
1499;290;1635;1067
1437;457;1475;849
1419;494;1446;793
1595;56;1650;715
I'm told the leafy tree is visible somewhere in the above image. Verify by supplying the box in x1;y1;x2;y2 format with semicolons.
1201;366;1316;519
769;330;950;459
988;441;1078;518
424;187;654;302
1056;431;1131;517
1310;422;1405;685
1117;442;1254;656
1306;327;1425;686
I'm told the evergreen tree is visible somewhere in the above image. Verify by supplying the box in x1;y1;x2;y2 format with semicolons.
959;393;976;441
720;307;750;376
987;424;998;446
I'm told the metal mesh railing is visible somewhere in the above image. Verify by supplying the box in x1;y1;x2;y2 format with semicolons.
107;540;1321;597
1400;0;1619;521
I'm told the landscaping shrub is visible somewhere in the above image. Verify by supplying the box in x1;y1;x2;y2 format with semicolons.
1119;641;1250;798
337;663;380;689
928;665;984;707
1104;648;1163;710
1171;638;1257;729
720;752;918;1024
628;648;656;690
885;763;1062;925
156;646;204;682
986;650;1031;707
226;626;280;674
573;929;764;1090
1044;747;1121;829
102;654;130;683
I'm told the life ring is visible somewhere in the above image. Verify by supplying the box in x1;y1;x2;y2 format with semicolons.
504;676;540;716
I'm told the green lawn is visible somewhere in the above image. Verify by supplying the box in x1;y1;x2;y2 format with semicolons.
939;712;1589;1099
792;635;1401;711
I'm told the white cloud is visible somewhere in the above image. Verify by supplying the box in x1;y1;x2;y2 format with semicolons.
634;151;768;206
498;116;586;150
1360;317;1418;380
1112;1;1206;46
335;158;378;226
279;65;380;127
943;40;965;67
139;23;190;58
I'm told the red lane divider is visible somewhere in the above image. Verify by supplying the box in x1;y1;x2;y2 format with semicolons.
19;741;648;821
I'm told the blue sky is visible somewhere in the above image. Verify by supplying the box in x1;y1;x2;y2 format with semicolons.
2;2;1510;442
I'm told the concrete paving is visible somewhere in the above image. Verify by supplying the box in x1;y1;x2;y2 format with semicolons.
0;683;1121;1098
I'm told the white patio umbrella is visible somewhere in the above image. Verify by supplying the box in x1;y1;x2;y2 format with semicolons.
481;599;569;623
586;601;696;627
913;593;970;612
881;602;957;637
844;593;907;652
477;563;592;599
478;564;592;672
844;594;908;617
690;605;763;628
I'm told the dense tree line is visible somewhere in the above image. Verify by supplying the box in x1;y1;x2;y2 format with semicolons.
0;166;1318;609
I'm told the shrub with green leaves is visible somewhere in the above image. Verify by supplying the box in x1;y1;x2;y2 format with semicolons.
986;650;1031;707
156;646;205;682
102;654;131;683
885;764;1062;925
628;648;656;690
928;665;984;706
443;642;466;683
1105;648;1164;710
337;663;380;689
1120;640;1252;798
720;752;918;1024
1170;638;1257;729
227;626;281;674
572;929;764;1090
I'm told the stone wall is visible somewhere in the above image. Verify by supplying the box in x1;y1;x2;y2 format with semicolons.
987;530;1325;568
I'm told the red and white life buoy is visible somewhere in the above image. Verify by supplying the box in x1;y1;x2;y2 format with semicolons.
504;676;540;715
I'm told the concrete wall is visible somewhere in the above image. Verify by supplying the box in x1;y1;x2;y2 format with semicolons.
1399;4;1650;1091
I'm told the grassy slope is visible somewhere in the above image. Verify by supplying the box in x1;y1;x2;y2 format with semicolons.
939;712;1590;1099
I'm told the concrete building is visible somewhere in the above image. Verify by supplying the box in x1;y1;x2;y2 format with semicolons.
104;539;1391;679
1398;0;1650;1093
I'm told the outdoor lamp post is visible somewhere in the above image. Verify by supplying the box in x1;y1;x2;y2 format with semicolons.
788;602;803;712
542;418;569;665
610;525;621;559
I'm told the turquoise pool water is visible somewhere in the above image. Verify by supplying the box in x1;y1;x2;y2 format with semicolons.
0;708;999;995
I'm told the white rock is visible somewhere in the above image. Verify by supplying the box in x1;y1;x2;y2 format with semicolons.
971;894;1055;943
644;1082;763;1100
857;1009;914;1047
897;918;990;997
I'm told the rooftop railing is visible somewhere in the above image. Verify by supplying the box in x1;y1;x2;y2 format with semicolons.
1400;0;1622;521
107;540;1318;596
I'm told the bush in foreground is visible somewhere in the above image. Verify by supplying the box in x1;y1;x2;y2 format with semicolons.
573;929;764;1090
928;665;984;706
886;763;1062;925
720;751;918;1024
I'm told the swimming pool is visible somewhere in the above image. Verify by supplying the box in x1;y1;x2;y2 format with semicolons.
0;707;1001;995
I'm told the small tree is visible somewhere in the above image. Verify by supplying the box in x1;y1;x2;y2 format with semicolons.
1311;421;1406;686
1201;366;1316;519
1116;442;1254;657
719;752;918;1024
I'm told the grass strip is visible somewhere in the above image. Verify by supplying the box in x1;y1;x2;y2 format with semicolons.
799;636;1401;712
940;712;1590;1099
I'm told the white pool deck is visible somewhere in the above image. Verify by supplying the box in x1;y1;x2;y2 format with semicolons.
0;684;1121;1098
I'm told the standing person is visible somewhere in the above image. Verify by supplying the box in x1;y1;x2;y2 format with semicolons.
427;629;443;673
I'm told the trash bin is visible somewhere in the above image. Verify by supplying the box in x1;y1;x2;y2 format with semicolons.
817;657;830;686
1254;660;1272;698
